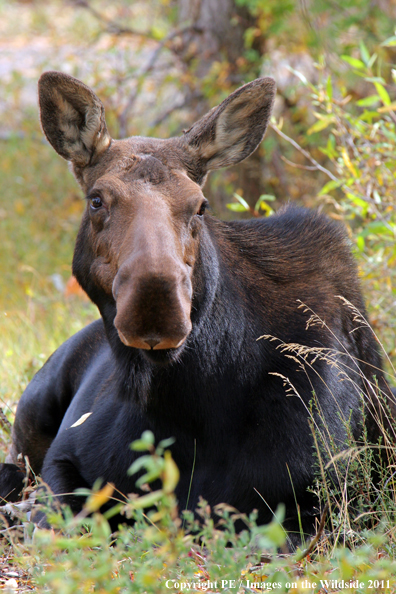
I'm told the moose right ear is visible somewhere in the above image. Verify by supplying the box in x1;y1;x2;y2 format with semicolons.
38;71;111;167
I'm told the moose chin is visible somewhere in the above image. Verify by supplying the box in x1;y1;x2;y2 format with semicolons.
1;72;394;542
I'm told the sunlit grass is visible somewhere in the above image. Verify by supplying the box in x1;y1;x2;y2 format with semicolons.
0;134;98;454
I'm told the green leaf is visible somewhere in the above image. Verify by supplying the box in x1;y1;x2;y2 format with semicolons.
157;437;176;450
130;430;155;451
318;179;342;196
265;520;287;547
365;76;386;84
150;24;167;41
381;35;396;47
252;194;276;215
361;220;395;237
360;110;379;123
226;203;249;212
129;489;163;510
286;66;316;91
322;134;337;159
326;75;333;100
341;55;365;69
233;193;250;209
128;456;150;476
271;571;289;589
348;194;367;208
356;95;380;107
374;83;391;106
359;40;370;66
256;194;273;209
307;116;334;135
136;466;163;488
368;53;378;69
346;193;369;215
356;235;365;251
227;192;251;212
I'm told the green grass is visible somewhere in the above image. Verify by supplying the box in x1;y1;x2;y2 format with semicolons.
0;134;98;440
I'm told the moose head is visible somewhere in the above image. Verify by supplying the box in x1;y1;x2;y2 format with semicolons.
39;72;276;361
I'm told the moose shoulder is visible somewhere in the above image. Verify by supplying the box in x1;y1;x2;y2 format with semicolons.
1;72;392;538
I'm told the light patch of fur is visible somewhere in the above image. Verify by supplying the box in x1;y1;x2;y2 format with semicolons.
199;94;262;169
185;79;275;174
58;96;85;145
113;156;139;173
200;109;247;169
81;105;110;155
56;91;110;165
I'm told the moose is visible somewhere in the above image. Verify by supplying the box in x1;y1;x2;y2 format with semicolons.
1;72;394;540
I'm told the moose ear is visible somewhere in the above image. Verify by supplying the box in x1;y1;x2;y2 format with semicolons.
38;71;111;167
182;77;276;184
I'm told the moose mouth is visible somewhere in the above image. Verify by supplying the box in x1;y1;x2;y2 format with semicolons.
139;344;186;365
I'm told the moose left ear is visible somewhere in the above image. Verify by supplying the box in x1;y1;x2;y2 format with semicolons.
181;77;276;183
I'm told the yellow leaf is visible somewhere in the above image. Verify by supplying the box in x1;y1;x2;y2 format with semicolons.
378;101;396;113
341;147;358;178
69;412;92;428
307;117;334;135
162;451;180;494
142;571;157;587
85;483;115;513
14;200;25;214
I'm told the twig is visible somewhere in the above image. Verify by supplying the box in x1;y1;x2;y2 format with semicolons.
71;0;157;40
0;496;35;521
116;22;202;136
269;122;339;182
145;25;202;72
295;503;329;562
73;0;207;138
270;121;396;233
150;92;203;128
280;155;318;171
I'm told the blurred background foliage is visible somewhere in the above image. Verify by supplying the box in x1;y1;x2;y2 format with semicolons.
0;0;396;443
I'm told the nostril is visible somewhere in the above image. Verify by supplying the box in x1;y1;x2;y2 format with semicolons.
144;338;161;349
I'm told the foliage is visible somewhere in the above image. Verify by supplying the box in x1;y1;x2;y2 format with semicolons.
306;43;396;370
4;429;395;593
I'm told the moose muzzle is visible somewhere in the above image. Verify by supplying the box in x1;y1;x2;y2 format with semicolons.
113;257;193;351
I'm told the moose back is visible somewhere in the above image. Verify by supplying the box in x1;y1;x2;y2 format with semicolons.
1;72;390;537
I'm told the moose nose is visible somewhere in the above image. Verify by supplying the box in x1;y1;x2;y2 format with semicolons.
113;259;193;352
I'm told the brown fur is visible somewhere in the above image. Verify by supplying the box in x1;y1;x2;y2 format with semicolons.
38;72;275;351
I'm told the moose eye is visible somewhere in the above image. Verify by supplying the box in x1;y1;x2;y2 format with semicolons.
90;196;103;210
196;200;208;217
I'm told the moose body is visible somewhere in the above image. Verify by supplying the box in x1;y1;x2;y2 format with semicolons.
1;73;391;537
